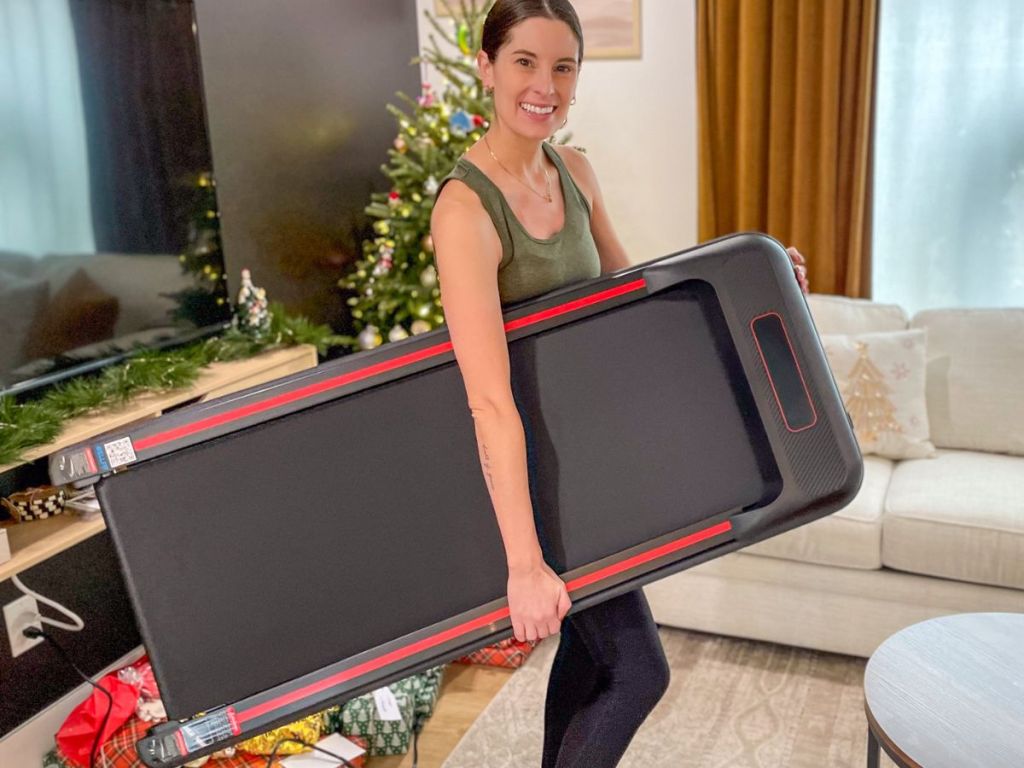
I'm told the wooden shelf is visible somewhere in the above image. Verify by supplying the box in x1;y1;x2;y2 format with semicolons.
0;344;319;580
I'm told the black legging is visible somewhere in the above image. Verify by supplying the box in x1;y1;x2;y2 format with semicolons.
514;395;670;765
541;588;670;767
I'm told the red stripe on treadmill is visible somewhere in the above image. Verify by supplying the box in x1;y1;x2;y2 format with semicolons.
135;278;647;452
564;519;733;592
504;278;646;332
238;605;511;723
135;342;454;451
236;516;730;725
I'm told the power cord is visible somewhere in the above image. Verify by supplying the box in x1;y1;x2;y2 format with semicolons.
24;626;111;768
264;736;359;767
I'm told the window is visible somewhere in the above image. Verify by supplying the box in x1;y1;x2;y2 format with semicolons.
871;0;1024;315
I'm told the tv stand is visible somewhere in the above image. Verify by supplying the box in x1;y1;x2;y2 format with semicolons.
0;344;317;580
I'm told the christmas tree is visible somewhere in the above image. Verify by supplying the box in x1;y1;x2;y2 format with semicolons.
165;171;231;327
842;342;903;444
339;0;495;351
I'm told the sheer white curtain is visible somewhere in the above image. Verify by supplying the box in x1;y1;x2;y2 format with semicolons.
0;0;94;258
872;0;1024;314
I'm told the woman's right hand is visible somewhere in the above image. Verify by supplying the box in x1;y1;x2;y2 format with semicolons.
507;560;572;642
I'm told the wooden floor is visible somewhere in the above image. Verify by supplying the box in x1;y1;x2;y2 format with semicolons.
367;663;515;768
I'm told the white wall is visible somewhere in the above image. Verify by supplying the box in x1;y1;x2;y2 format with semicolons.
414;0;698;263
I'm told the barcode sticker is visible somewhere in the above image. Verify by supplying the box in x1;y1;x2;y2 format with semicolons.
372;687;403;721
103;437;137;468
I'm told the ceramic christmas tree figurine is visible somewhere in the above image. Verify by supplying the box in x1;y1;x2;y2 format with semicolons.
234;268;271;338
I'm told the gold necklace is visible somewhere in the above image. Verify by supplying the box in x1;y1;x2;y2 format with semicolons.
483;134;553;203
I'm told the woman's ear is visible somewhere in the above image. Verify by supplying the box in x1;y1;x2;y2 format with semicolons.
476;49;493;89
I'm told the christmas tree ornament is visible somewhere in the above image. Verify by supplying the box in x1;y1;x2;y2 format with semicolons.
394;136;407;153
233;268;271;337
358;325;382;350
456;21;472;55
421;234;433;253
388;325;409;343
388;191;401;208
448;110;473;137
410;319;431;335
424;176;439;196
417;82;435;108
419;265;437;288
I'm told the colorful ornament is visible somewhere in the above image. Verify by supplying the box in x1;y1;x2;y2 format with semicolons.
417;82;435;108
448;109;473;137
456;21;472;55
388;325;409;343
358;325;382;350
388;191;401;207
410;319;431;335
394;135;407;153
421;234;433;253
420;265;437;288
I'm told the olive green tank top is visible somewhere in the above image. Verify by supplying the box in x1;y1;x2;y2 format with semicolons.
437;142;601;306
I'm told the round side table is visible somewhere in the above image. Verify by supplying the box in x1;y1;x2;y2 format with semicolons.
864;612;1024;767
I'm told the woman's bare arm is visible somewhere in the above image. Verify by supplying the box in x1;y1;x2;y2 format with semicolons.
431;182;571;641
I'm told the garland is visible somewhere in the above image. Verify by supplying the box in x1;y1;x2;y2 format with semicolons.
0;303;350;467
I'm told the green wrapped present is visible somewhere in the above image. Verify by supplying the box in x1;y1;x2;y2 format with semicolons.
322;665;445;757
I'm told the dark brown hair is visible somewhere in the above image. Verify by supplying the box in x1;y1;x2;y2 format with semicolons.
481;0;584;64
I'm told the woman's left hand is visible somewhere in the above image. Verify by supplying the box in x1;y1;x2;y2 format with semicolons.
786;246;809;295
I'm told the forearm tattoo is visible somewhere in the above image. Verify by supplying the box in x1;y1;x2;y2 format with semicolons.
480;440;496;494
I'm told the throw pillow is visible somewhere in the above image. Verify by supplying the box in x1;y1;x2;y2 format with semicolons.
820;329;936;459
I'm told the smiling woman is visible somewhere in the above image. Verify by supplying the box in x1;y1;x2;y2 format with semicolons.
428;2;669;767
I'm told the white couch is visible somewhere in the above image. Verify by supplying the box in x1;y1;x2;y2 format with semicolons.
645;294;1024;657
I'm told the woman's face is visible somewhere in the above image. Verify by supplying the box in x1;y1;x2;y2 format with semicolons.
479;17;580;140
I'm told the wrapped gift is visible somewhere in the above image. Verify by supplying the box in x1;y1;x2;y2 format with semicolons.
47;717;269;768
455;637;540;669
235;712;322;756
322;666;444;757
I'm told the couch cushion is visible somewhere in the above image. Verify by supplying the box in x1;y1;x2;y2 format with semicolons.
911;308;1024;456
742;455;892;569
883;450;1024;590
806;294;908;335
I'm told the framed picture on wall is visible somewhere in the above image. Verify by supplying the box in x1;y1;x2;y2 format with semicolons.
431;0;642;60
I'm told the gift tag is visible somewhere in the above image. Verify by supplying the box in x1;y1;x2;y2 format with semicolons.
372;687;402;721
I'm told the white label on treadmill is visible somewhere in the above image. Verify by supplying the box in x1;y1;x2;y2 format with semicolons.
372;687;402;721
103;437;137;468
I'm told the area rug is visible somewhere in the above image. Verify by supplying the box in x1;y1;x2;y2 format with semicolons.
442;626;895;768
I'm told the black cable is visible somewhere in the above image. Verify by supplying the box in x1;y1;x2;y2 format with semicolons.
264;736;359;768
24;626;112;768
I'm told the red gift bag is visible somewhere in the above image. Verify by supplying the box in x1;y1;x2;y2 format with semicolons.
56;674;140;768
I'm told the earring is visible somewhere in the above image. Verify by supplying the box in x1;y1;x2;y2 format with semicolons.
570;96;576;105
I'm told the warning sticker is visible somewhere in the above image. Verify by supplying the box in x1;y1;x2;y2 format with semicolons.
103;437;137;468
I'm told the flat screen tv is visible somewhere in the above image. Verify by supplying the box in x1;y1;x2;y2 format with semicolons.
0;0;230;398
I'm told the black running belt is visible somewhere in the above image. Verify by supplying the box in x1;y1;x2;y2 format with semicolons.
51;233;862;767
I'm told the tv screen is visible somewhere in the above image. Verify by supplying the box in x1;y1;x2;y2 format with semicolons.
0;0;230;397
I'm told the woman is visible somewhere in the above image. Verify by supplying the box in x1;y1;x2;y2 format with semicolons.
430;2;808;765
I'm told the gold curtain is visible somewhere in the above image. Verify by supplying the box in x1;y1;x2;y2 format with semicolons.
697;0;878;297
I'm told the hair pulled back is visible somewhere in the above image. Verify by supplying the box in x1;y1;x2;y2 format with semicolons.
481;0;584;64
